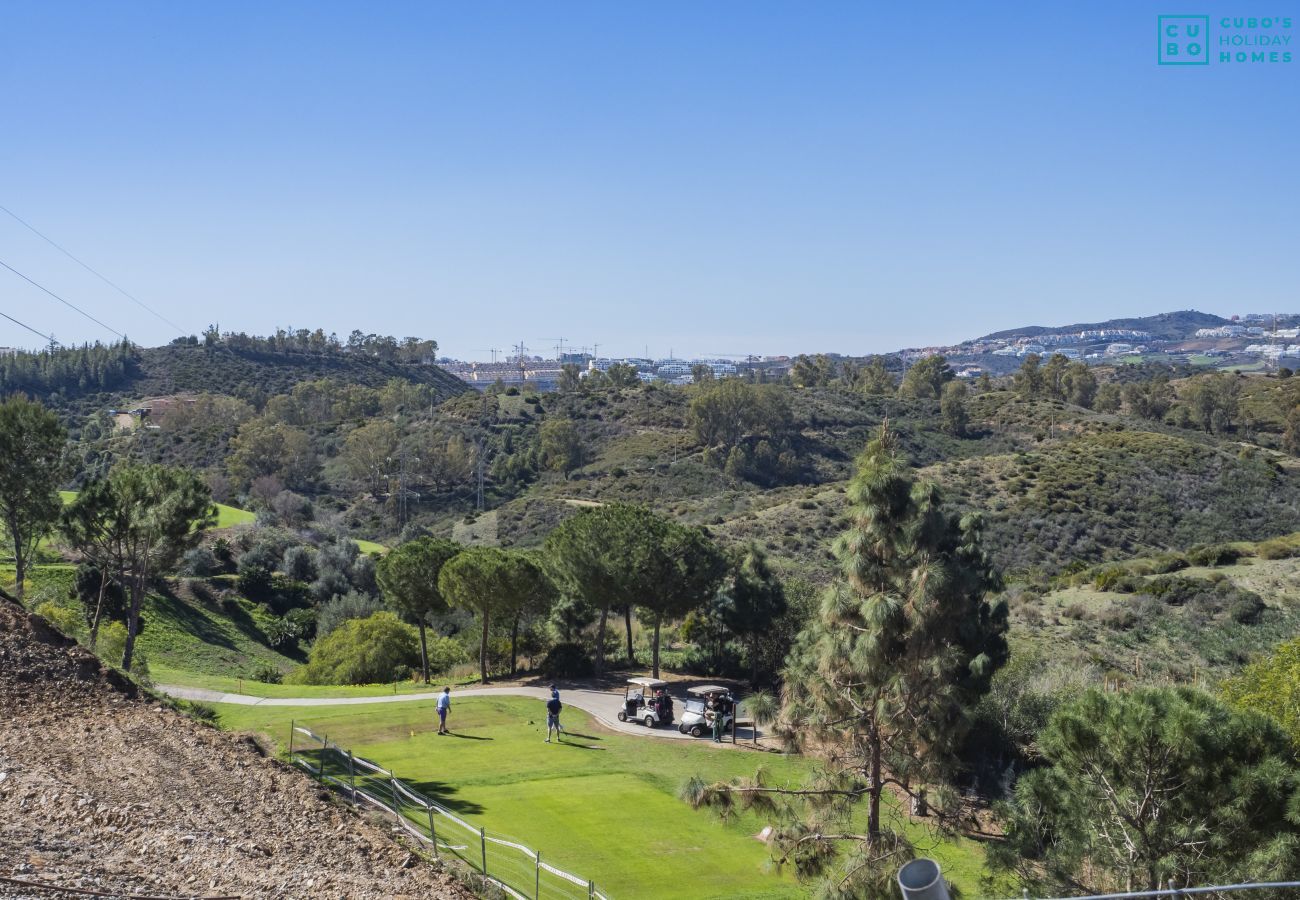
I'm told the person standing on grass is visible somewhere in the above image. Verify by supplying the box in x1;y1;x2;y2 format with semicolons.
545;689;565;743
436;686;451;734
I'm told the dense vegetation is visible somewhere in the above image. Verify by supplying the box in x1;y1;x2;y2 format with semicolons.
10;323;1300;895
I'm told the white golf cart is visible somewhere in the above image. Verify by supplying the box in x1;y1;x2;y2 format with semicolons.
679;685;734;738
616;677;674;728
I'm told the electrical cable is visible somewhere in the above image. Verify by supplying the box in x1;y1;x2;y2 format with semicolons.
0;309;56;344
0;257;124;338
0;203;186;335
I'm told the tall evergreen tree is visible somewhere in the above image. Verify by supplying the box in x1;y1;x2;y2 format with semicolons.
0;395;66;603
687;426;1008;895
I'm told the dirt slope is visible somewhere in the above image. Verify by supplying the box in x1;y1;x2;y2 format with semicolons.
0;594;472;899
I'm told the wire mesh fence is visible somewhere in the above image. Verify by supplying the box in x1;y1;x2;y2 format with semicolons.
289;723;608;900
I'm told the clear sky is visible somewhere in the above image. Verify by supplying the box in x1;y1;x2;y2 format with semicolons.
1;1;1296;359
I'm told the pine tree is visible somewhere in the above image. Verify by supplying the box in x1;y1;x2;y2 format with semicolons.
687;426;1008;895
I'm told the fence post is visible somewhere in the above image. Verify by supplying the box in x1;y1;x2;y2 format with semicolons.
348;750;356;799
480;827;487;875
535;850;540;899
318;734;328;781
288;720;295;762
588;879;594;899
426;804;439;858
389;773;401;820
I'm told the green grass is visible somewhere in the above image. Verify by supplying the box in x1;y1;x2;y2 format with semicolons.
216;697;990;899
214;502;256;528
134;587;300;679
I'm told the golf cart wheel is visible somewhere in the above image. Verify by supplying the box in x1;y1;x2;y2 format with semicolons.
679;725;687;734
644;715;655;728
617;711;627;722
690;725;703;738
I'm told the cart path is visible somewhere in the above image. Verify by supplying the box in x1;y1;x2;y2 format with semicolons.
157;683;763;744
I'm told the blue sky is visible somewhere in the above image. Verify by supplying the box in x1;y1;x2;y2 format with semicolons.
1;1;1296;358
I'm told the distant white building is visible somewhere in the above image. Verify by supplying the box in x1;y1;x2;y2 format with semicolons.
1105;343;1135;356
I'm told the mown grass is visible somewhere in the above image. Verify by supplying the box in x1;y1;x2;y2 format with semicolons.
215;696;992;899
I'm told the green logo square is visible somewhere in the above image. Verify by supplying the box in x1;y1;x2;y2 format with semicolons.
1159;15;1210;64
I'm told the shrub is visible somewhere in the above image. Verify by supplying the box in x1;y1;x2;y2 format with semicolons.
282;545;316;581
539;642;594;679
1256;538;1300;560
180;700;219;723
34;601;81;636
1229;591;1267;625
180;547;217;577
1093;566;1129;591
287;612;418;685
425;635;468;676
1188;544;1243;567
253;663;283;684
316;590;386;637
97;621;150;681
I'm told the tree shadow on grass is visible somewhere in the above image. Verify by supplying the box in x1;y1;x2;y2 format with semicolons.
404;779;486;816
148;587;237;651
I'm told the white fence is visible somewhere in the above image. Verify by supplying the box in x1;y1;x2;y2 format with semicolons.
289;723;609;900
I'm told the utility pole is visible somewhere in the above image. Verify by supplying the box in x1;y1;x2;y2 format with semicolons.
514;341;529;384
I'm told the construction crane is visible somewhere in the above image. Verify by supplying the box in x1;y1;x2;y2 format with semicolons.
513;341;530;383
539;337;567;362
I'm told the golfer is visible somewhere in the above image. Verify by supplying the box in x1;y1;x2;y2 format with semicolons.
545;688;565;743
436;686;451;734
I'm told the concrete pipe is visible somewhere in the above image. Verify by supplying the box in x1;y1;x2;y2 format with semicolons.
897;858;951;900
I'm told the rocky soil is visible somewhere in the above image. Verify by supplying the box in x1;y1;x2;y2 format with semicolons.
0;594;474;899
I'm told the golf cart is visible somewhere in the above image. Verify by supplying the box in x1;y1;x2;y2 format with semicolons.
679;685;735;738
616;677;673;728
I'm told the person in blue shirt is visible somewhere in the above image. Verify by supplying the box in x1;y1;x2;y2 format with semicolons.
436;686;451;734
545;685;565;742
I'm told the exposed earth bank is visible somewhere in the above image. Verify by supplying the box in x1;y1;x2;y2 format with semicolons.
0;594;472;900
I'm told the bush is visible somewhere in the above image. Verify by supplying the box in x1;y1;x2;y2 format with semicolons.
1256;537;1300;560
180;547;217;577
1229;590;1267;625
96;621;150;681
424;635;468;677
180;700;219;723
287;612;418;685
539;642;594;679
1093;566;1129;591
316;590;386;637
1188;544;1243;567
253;663;283;684
34;601;81;636
282;545;316;581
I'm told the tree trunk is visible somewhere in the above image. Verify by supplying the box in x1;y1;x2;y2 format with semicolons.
509;614;519;678
867;719;882;846
594;606;609;676
479;607;490;684
122;564;146;673
750;634;760;688
12;535;25;604
417;620;430;683
652;614;662;680
89;568;109;652
624;607;634;663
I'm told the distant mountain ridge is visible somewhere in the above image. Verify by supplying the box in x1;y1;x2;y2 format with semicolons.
975;310;1231;343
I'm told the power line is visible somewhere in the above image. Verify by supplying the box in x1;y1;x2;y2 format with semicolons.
0;309;55;344
0;257;124;339
0;204;187;335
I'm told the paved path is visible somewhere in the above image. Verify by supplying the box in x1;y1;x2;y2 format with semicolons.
158;684;762;744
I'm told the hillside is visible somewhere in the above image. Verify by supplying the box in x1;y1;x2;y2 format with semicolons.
0;590;471;899
977;309;1229;342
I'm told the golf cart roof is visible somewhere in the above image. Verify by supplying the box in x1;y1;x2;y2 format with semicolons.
627;677;669;688
687;685;731;695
